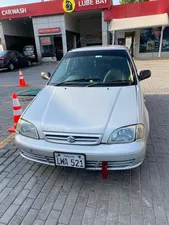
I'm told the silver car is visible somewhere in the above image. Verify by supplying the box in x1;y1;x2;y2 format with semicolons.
15;46;151;170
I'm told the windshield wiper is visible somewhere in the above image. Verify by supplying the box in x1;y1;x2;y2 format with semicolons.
87;80;133;87
51;78;100;86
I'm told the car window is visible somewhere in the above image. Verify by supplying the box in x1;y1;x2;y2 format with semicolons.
49;49;136;86
24;46;34;51
52;58;70;80
9;52;16;58
15;52;23;58
0;52;7;57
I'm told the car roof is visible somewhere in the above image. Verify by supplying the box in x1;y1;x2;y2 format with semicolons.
3;50;15;53
0;51;9;55
70;45;127;53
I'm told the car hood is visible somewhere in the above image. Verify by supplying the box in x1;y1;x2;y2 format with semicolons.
23;85;138;135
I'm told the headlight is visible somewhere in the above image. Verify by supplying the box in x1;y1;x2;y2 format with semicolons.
16;119;39;139
136;124;145;140
108;124;145;144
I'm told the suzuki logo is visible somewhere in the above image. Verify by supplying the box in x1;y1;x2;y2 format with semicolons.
67;136;75;143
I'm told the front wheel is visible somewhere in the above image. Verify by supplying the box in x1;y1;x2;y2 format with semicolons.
8;63;15;71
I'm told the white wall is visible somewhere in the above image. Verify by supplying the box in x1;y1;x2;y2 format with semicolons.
64;14;79;33
0;23;6;50
32;15;67;60
2;20;33;37
102;11;108;45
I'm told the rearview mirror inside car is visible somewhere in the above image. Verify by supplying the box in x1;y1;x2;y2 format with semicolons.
139;70;151;81
41;72;51;80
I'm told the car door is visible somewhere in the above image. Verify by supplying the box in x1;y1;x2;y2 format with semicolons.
15;51;28;68
9;51;20;68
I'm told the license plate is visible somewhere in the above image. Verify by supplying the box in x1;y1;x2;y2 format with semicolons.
54;152;85;169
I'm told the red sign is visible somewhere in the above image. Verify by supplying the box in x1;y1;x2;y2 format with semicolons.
0;0;111;20
1;8;27;16
40;37;51;45
38;27;61;34
104;0;169;21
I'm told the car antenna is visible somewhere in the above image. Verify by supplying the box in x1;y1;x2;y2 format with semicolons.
71;36;84;50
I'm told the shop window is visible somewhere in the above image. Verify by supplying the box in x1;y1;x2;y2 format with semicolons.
40;36;55;58
40;36;63;60
140;27;169;53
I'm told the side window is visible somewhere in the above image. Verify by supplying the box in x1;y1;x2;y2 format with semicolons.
11;52;17;58
7;52;11;59
15;52;23;58
8;52;14;58
10;52;19;62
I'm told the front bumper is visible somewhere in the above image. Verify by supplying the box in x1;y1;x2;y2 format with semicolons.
15;133;147;170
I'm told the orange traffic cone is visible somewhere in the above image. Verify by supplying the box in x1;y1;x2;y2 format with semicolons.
17;69;28;87
8;93;23;132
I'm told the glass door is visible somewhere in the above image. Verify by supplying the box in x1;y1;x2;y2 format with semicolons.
40;36;55;58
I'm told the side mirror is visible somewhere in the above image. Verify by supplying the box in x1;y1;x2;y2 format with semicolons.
41;72;51;80
139;70;151;81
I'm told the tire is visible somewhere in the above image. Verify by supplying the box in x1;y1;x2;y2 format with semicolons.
8;63;14;71
28;60;31;67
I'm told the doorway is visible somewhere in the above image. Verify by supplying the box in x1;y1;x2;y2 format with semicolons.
2;18;35;54
40;35;63;61
125;31;135;57
54;36;63;61
64;10;102;48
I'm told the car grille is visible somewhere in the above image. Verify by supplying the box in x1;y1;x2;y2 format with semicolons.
20;150;55;165
86;159;135;169
20;150;134;169
43;132;102;145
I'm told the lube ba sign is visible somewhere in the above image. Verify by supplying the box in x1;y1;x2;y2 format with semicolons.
2;8;27;16
63;0;107;13
78;0;107;6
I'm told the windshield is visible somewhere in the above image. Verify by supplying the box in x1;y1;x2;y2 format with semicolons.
24;46;34;51
49;49;136;86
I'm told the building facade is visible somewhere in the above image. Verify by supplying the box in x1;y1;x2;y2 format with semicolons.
0;0;168;60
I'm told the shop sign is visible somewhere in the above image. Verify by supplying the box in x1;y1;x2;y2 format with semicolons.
40;37;51;46
1;8;27;16
38;27;61;34
62;0;108;12
78;0;107;7
63;0;75;13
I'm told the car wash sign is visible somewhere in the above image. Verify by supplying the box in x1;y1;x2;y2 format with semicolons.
0;0;111;20
1;8;27;16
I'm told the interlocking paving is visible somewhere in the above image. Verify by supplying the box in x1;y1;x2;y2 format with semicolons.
0;60;169;224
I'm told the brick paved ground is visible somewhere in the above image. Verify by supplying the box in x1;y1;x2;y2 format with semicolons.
0;60;169;225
